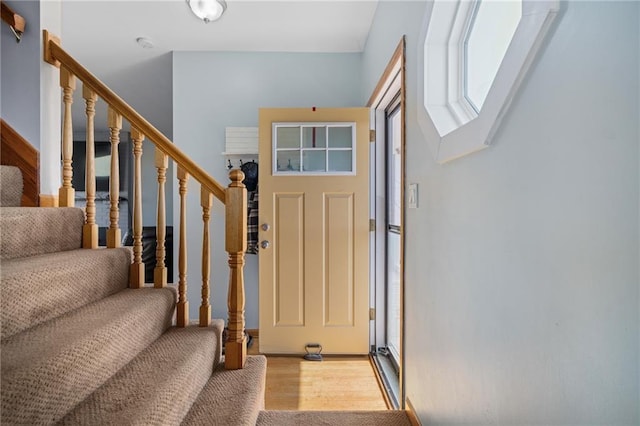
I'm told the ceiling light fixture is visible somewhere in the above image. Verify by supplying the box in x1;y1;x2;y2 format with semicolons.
186;0;227;23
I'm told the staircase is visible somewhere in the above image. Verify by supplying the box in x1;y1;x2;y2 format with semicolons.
0;167;417;425
0;166;267;425
1;25;416;425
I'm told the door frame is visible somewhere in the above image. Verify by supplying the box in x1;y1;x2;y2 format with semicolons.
367;37;406;409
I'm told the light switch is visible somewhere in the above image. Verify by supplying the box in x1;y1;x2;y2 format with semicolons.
408;183;418;209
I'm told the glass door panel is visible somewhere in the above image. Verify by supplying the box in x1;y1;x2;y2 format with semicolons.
276;127;300;148
386;231;401;361
302;126;327;148
328;126;352;148
302;150;325;172
276;150;300;172
386;102;402;367
328;150;352;172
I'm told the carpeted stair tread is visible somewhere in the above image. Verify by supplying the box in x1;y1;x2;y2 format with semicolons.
59;322;224;426
0;166;23;207
0;207;84;260
1;247;132;340
182;355;267;426
256;410;413;426
1;287;176;425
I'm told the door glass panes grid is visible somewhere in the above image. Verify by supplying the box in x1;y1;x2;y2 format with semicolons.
273;123;355;175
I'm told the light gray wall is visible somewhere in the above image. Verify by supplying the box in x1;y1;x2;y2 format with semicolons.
68;53;174;227
87;53;173;226
2;0;61;195
100;53;175;227
172;51;362;327
1;0;41;147
141;140;174;227
363;1;639;424
39;0;62;195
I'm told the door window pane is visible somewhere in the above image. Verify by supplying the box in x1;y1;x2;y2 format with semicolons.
328;150;352;172
277;127;300;149
387;108;402;226
328;126;352;148
302;150;325;172
302;126;327;148
276;150;300;172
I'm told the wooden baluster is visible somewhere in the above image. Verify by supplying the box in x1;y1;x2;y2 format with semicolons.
130;127;145;288
154;148;168;288
225;169;247;370
177;166;189;327
58;67;76;207
106;107;122;248
200;187;213;327
82;85;98;248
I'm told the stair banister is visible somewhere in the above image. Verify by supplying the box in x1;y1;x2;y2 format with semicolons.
43;30;225;202
154;148;169;288
43;30;248;370
59;67;75;207
106;106;122;248
82;86;99;248
130;127;145;288
200;187;213;327
177;166;190;327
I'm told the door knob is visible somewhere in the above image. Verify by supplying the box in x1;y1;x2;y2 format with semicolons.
260;240;270;249
261;223;270;231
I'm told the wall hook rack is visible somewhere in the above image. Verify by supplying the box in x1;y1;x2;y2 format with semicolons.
226;158;258;170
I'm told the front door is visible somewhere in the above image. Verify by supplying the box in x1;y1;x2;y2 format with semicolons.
258;108;370;354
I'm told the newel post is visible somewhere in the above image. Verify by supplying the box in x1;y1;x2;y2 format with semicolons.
225;169;247;370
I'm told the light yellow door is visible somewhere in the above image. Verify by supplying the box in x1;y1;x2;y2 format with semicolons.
258;108;370;354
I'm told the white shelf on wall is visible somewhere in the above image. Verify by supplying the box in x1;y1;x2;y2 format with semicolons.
223;127;258;169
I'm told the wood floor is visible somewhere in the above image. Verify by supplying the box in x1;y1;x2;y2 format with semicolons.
248;335;389;410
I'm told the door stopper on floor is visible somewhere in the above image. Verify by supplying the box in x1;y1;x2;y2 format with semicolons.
304;343;323;361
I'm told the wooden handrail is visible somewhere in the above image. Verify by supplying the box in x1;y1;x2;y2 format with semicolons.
1;1;25;42
42;30;226;203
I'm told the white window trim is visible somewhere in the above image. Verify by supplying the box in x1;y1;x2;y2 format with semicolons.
418;0;560;164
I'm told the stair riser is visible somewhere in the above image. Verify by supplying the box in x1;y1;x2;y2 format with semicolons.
1;248;132;340
0;207;84;260
0;166;23;207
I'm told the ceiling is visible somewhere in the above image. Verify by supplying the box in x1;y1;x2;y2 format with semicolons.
62;1;379;133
